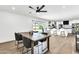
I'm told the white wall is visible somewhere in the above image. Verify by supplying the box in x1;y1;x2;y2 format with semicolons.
0;11;34;43
1;10;79;43
70;19;79;24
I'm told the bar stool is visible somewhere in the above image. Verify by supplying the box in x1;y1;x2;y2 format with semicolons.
60;31;65;36
53;30;57;35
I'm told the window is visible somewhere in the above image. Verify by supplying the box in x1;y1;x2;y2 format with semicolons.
32;20;47;32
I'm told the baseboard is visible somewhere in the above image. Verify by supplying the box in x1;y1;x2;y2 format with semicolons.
0;39;15;44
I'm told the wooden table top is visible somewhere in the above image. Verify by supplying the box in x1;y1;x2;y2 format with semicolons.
20;32;50;41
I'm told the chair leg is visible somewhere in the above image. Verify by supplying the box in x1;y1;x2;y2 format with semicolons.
15;40;17;45
22;47;24;54
22;47;29;54
16;41;19;49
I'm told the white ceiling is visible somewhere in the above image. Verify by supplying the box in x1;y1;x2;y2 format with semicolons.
0;5;79;21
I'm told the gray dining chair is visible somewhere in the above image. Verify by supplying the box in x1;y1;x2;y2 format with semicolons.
22;36;38;54
15;33;23;49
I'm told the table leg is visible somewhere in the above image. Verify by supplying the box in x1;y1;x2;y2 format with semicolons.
31;41;34;54
47;37;49;51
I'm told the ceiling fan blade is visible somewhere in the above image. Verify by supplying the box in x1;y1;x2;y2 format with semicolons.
29;6;36;10
38;10;47;12
36;5;45;11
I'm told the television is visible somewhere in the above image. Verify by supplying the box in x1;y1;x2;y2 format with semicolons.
63;21;69;25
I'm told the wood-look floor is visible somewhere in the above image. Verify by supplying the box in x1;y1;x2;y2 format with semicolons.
0;34;77;54
49;34;76;54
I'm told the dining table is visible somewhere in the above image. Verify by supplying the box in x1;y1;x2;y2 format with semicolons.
20;31;50;54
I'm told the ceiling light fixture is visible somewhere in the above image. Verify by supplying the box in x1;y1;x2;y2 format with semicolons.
62;5;66;9
12;7;15;10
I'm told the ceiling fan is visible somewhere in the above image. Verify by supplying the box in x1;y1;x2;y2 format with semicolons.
29;5;47;13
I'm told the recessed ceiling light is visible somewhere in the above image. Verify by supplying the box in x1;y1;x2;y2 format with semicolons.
29;12;32;14
62;6;66;9
12;7;15;10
